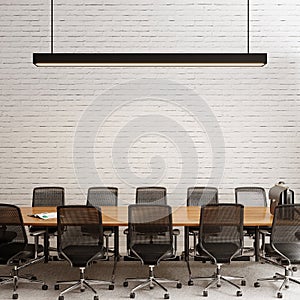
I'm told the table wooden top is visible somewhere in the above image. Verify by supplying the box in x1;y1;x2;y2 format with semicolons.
21;206;273;227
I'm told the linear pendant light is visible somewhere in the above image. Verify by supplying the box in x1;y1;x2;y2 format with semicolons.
33;1;267;67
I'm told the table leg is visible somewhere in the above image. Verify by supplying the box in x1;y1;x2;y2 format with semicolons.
43;229;49;263
184;226;193;280
114;226;120;261
254;226;260;262
184;226;189;261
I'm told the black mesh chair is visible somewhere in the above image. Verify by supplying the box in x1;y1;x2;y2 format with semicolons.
235;186;267;256
54;205;114;300
29;187;65;260
0;204;48;299
32;187;65;208
188;204;246;297
135;187;180;258
254;204;300;298
123;204;182;299
235;187;267;207
187;187;218;257
86;187;118;258
136;187;167;205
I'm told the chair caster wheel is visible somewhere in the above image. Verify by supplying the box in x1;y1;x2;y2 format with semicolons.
130;292;135;298
217;283;221;288
109;284;114;290
177;282;182;289
150;285;154;289
188;280;194;286
254;282;260;288
203;291;208;297
292;266;297;272
55;284;60;290
58;296;64;300
237;291;242;297
123;281;128;287
80;288;85;292
164;294;170;299
94;296;99;300
31;276;37;281
12;294;18;299
285;285;289;289
42;284;48;290
277;292;283;298
241;280;246;286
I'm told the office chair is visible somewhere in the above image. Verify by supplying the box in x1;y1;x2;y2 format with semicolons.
54;205;114;300
136;186;167;204
0;204;48;299
235;187;267;207
135;186;180;258
123;204;182;299
188;204;246;297
254;204;300;298
86;187;118;259
29;187;65;260
235;186;267;256
186;187;218;257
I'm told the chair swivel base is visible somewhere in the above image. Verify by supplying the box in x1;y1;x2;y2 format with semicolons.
188;263;245;297
55;267;114;300
123;265;182;299
254;265;300;298
0;265;48;299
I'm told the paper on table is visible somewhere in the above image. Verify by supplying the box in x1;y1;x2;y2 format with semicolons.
30;212;57;220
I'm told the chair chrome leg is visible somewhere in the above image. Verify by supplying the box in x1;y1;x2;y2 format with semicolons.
56;266;113;297
255;265;300;297
153;278;169;292
190;263;244;295
84;280;98;295
0;265;46;299
131;279;151;293
222;276;242;290
124;265;180;297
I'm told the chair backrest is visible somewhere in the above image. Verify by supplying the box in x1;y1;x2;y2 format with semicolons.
32;187;65;207
0;204;27;246
128;204;173;248
87;187;118;207
199;204;244;262
136;187;167;205
271;204;300;246
57;205;104;263
235;187;267;207
187;187;218;206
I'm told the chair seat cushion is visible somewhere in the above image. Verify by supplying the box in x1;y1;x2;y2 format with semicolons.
0;230;17;243
0;243;43;264
196;242;239;263
272;242;300;263
131;244;173;265
62;245;105;267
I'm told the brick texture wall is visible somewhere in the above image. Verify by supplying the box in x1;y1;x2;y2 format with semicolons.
1;0;300;207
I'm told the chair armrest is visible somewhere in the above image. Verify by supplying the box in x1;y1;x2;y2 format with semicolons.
123;228;129;235
103;230;113;237
172;229;180;236
30;230;46;237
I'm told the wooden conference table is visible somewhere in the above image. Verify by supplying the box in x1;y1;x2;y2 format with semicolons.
21;206;273;262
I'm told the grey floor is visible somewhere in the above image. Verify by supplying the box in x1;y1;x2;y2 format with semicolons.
1;258;300;300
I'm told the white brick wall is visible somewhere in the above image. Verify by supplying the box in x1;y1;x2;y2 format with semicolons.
1;0;300;207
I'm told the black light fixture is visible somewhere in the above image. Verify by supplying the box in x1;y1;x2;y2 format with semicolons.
33;1;267;67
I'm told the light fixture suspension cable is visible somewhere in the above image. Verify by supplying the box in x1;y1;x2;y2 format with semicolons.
247;0;250;53
51;0;54;53
33;0;267;67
